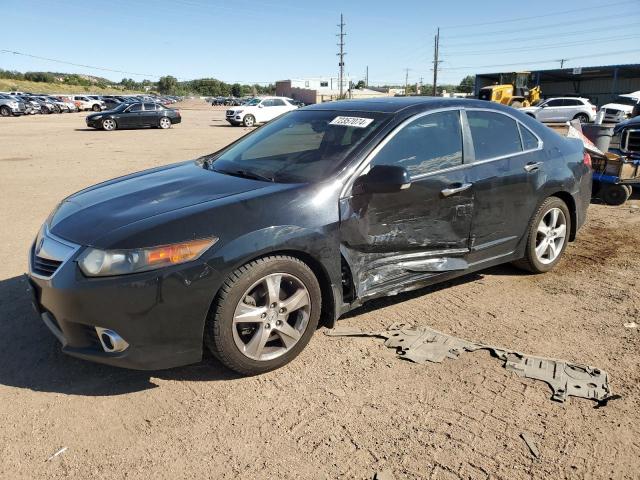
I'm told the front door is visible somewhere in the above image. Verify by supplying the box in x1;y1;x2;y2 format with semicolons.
120;103;143;127
339;109;474;299
536;99;564;122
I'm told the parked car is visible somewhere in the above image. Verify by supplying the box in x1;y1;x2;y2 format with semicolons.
27;98;591;375
520;97;596;123
0;94;26;116
225;96;298;126
599;91;640;123
16;95;40;114
42;96;70;113
85;101;181;130
26;95;56;114
73;95;106;112
101;97;124;110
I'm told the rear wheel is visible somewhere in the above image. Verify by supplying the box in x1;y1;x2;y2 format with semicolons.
600;183;630;206
513;197;571;273
243;114;255;127
92;104;101;112
574;113;589;123
204;255;321;375
159;117;171;129
102;118;117;131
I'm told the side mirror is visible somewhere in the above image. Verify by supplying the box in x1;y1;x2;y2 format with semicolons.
356;165;412;194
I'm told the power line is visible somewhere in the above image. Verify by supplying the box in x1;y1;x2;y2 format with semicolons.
440;11;640;39
442;23;639;49
439;48;640;71
440;0;637;29
440;33;640;56
0;49;162;79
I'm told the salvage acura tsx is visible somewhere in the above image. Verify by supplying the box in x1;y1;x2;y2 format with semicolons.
27;98;591;375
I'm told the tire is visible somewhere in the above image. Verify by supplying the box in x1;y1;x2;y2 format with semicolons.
204;255;322;375
102;118;117;131
622;185;633;196
92;104;101;112
53;105;60;113
159;117;171;129
0;106;10;117
513;197;571;273
600;183;630;206
242;114;255;127
574;113;589;124
42;107;50;114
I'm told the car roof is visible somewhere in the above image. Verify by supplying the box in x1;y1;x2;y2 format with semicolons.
302;96;496;114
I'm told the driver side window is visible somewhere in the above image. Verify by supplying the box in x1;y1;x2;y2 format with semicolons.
371;110;463;177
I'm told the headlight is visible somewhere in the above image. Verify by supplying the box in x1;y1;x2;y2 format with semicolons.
78;237;218;277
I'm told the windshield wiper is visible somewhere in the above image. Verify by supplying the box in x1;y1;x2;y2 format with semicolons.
210;165;274;183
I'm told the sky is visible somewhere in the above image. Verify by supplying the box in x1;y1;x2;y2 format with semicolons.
2;0;639;87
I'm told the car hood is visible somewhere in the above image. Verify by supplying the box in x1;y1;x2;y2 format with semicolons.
613;115;640;134
600;103;635;112
49;161;270;245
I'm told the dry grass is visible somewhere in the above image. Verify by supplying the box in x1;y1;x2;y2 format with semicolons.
0;78;143;95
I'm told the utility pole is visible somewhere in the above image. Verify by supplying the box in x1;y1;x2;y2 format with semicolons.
365;65;368;87
558;58;568;68
336;14;347;99
432;27;440;97
419;76;423;95
405;68;409;96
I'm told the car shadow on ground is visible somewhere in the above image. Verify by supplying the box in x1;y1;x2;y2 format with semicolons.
0;275;240;397
0;264;532;396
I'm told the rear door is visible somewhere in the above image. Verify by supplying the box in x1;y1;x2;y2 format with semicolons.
340;109;475;299
465;109;545;263
142;103;159;126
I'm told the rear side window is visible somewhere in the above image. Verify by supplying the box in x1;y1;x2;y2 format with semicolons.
143;102;156;110
272;99;286;106
519;124;540;150
372;110;463;176
467;110;522;160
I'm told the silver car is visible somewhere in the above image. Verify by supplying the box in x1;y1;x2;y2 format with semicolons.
0;94;26;117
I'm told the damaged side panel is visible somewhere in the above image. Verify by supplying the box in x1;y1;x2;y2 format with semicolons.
338;167;474;299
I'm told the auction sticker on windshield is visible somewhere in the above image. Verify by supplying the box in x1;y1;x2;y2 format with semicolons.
329;116;374;128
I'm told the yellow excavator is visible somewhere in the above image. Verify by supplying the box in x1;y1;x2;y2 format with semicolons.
478;72;541;108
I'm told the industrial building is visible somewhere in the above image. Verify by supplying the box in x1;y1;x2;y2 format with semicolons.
276;77;392;104
474;64;640;107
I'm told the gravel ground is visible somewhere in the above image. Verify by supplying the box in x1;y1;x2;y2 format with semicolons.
0;100;638;479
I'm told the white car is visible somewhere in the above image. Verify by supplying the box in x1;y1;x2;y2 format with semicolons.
72;95;106;112
225;96;298;127
599;91;640;123
520;97;596;123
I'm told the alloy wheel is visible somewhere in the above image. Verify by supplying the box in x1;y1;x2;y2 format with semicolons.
535;207;567;265
232;273;311;361
102;119;116;131
160;117;171;129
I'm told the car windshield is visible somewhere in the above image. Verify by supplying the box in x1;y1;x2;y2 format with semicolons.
614;96;639;106
206;109;388;183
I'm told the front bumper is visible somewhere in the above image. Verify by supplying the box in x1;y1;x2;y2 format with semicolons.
27;238;221;370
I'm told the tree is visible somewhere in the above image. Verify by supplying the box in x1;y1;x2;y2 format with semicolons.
458;75;475;93
158;75;178;94
231;83;244;97
355;80;366;89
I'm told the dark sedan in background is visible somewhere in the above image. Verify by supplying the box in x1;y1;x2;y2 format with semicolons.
28;98;591;375
86;102;181;130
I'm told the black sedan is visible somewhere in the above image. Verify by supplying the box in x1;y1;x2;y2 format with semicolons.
28;98;591;375
85;102;181;130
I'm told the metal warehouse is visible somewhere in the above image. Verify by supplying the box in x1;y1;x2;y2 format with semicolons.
474;64;640;107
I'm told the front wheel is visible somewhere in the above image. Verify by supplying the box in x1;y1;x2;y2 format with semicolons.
204;255;322;375
102;118;117;131
513;197;571;273
159;117;171;129
0;106;10;117
242;114;255;127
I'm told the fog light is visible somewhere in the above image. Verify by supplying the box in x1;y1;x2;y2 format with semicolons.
95;327;129;353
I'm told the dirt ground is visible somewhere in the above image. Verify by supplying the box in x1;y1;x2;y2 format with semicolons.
0;100;639;479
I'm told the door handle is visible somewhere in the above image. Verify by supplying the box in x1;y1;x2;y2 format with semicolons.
524;161;543;173
441;182;472;197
